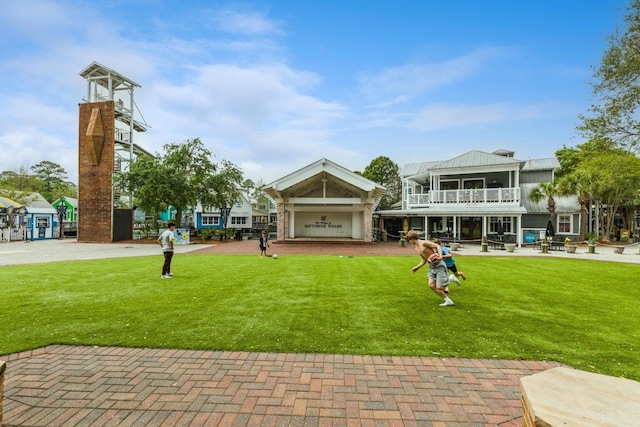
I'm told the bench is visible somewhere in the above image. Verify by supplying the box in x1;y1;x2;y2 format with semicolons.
488;240;505;250
533;240;565;251
520;367;640;427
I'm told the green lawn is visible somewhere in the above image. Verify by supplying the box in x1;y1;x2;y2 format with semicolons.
1;254;638;380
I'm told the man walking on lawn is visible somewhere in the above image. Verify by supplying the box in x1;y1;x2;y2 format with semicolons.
157;221;176;279
406;230;454;307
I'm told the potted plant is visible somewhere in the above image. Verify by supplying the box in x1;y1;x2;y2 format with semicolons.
540;236;549;254
564;237;577;253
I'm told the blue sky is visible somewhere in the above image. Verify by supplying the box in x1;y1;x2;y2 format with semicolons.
0;0;629;185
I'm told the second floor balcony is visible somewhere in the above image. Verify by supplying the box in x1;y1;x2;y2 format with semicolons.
407;187;521;209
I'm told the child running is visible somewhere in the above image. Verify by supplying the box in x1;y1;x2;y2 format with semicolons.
433;238;467;294
406;230;454;307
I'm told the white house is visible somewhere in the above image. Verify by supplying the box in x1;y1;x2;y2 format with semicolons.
376;150;581;246
264;158;386;242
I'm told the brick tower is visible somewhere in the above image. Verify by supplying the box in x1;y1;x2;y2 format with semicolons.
77;62;150;242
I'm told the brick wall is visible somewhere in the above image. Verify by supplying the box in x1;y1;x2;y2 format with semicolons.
78;101;115;242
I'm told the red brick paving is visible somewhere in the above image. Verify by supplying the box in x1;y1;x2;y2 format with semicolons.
189;239;414;256
3;346;561;426
2;240;564;426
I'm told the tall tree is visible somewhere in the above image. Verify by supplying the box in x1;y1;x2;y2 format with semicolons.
578;0;640;153
116;138;243;226
557;170;594;241
30;161;68;201
361;156;400;210
573;1;640;240
578;150;640;239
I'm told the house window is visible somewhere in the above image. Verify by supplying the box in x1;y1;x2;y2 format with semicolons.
235;200;242;207
558;215;571;233
489;216;512;233
231;217;247;225
36;217;50;228
440;180;459;190
463;179;484;189
502;217;512;233
202;215;219;226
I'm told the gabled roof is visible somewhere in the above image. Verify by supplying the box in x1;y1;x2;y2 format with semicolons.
265;158;386;198
79;61;140;89
0;196;21;209
26;193;56;214
401;150;525;180
53;197;78;208
431;150;523;170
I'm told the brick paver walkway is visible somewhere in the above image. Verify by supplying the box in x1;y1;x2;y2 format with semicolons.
3;345;560;426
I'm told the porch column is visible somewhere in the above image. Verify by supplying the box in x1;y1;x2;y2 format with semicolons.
483;216;488;238
453;215;458;240
277;202;286;241
288;210;295;239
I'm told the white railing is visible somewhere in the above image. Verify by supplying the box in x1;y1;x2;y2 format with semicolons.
407;187;520;208
115;128;131;143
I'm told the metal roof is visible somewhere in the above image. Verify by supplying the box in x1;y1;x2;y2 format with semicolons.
400;150;524;178
431;150;523;170
79;61;141;89
0;196;21;208
521;158;559;171
400;161;441;177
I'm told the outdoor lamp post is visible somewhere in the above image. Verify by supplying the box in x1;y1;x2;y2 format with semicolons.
56;199;67;240
220;205;231;240
4;206;13;242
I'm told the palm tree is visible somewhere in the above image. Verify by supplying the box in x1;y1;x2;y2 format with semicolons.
558;172;593;241
529;180;561;228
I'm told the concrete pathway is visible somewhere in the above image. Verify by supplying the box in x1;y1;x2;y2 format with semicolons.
2;238;639;266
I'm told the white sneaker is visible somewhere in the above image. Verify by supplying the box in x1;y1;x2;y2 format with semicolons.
439;300;454;307
449;274;461;286
167;273;173;277
161;275;172;279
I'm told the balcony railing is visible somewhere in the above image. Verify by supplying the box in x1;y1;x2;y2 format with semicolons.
407;187;520;208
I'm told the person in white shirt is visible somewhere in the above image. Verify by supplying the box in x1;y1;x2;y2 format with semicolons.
157;221;176;279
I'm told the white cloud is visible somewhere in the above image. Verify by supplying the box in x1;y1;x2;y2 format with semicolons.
357;47;510;105
212;8;284;36
410;102;553;131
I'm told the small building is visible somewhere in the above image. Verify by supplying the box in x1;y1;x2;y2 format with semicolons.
264;158;386;242
26;193;57;240
51;196;78;236
193;192;254;232
0;196;26;242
